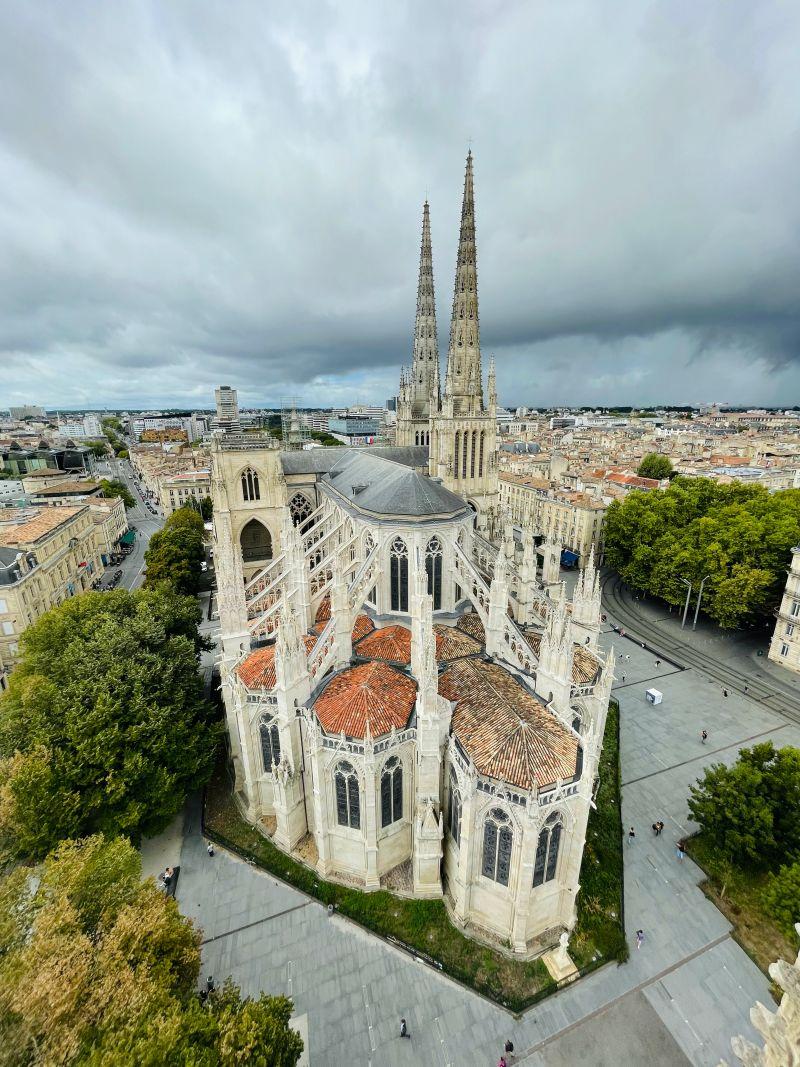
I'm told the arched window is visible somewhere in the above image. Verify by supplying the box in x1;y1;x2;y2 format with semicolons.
533;812;562;887
241;467;260;502
390;537;408;612
479;431;485;476
470;430;477;477
454;431;460;478
289;492;313;528
571;709;582;733
380;755;403;828
447;767;462;846
240;519;272;563
259;715;281;773
335;761;360;829
462;431;468;479
482;808;513;886
415;431;419;446
425;535;443;610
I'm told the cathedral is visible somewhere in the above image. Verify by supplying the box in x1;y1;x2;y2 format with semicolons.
210;153;613;957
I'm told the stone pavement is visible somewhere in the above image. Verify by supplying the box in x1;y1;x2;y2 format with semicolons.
172;615;799;1065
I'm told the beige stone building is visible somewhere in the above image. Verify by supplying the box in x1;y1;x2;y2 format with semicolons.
88;497;129;559
160;468;212;516
768;546;800;675
0;506;104;668
500;473;607;567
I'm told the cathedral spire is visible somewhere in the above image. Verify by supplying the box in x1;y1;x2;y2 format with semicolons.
445;151;483;414
408;200;440;416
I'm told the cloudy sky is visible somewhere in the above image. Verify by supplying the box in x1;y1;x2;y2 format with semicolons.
1;1;799;411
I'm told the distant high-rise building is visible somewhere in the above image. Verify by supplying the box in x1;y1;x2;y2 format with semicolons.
10;405;46;420
214;386;240;432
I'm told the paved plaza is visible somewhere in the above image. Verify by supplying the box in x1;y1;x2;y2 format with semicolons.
168;598;800;1065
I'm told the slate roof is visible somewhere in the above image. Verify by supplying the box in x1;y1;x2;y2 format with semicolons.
280;445;428;476
321;450;468;518
440;658;578;790
312;661;416;739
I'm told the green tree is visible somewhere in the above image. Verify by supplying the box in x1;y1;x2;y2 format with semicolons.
200;495;213;521
637;453;674;480
688;757;775;866
763;862;800;940
0;835;303;1066
87;440;109;458
603;479;800;628
0;586;219;860
100;478;135;509
144;507;206;596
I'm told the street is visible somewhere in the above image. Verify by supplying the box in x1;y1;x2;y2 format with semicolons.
98;456;165;590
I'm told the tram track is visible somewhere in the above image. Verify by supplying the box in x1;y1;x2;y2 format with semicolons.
601;571;800;727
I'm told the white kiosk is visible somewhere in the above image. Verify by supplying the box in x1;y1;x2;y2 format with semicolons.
645;688;663;705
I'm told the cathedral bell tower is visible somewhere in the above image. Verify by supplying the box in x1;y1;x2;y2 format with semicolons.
428;151;499;528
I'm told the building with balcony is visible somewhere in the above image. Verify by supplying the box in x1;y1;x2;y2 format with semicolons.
769;546;800;676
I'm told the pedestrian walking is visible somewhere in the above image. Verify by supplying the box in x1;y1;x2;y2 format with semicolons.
652;822;658;835
701;729;708;744
499;1058;508;1067
504;1039;515;1057
676;841;686;862
621;674;626;683
163;866;173;891
206;976;215;994
657;821;664;835
655;659;661;668
723;688;728;698
627;826;636;845
636;930;644;950
207;842;215;857
400;1018;410;1039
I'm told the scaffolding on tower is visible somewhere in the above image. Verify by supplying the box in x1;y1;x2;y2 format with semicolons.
280;397;310;451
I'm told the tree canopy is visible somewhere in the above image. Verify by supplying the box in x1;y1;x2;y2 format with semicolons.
144;506;206;596
688;742;800;867
100;477;135;509
637;453;673;480
0;586;219;860
603;478;800;628
0;835;303;1065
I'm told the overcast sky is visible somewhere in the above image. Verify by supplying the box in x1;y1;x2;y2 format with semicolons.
1;1;799;411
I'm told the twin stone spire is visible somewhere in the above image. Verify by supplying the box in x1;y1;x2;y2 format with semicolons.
403;152;489;421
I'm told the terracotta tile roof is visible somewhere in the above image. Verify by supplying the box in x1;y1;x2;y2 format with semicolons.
236;634;317;690
456;612;485;643
0;505;86;546
572;645;601;685
440;658;578;790
314;595;331;630
433;624;482;661
351;613;375;642
356;623;411;664
313;661;416;739
523;630;542;655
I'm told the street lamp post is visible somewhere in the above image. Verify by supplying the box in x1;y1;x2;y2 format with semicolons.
680;578;693;629
692;575;711;631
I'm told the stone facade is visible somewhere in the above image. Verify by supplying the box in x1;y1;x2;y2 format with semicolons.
768;546;800;676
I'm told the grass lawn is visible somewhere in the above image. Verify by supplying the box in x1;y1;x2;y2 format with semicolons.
685;833;796;981
203;700;625;1012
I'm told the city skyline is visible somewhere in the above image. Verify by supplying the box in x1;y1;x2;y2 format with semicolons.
2;2;799;410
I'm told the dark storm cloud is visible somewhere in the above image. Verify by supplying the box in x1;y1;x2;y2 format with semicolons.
1;0;799;409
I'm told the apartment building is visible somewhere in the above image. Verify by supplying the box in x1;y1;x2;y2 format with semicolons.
0;506;104;667
160;468;211;516
500;473;607;566
769;547;800;676
88;497;129;560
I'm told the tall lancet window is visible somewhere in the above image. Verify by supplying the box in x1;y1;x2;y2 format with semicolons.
471;430;477;477
390;538;409;612
533;812;563;887
335;761;360;829
462;433;468;479
425;536;443;610
454;432;460;478
380;756;403;828
259;715;281;773
241;467;260;502
479;431;485;476
482;808;513;886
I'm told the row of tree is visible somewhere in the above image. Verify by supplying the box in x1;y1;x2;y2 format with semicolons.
144;506;207;596
603;478;800;628
101;416;128;457
689;742;800;940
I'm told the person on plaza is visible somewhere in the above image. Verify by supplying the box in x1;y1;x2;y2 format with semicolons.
504;1038;514;1055
701;729;708;744
207;841;215;857
163;866;173;891
723;689;728;698
621;674;626;683
636;930;644;950
657;821;664;835
627;826;636;845
400;1018;410;1039
651;822;659;835
206;975;215;994
499;1058;508;1067
655;659;661;668
676;841;686;862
